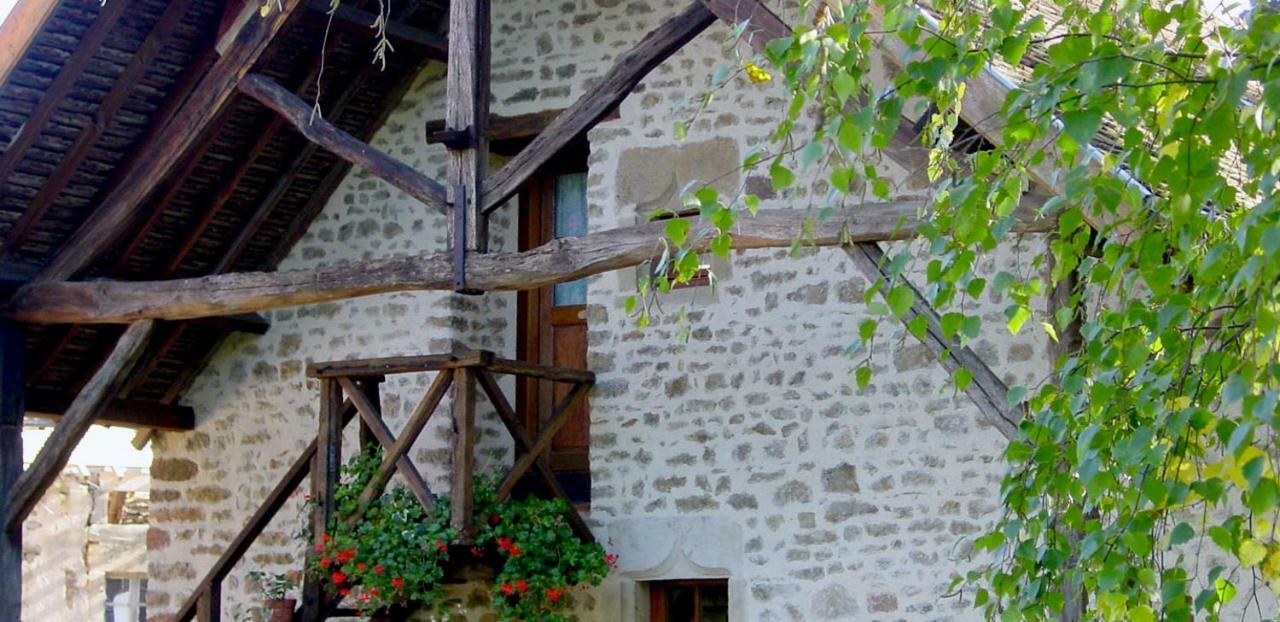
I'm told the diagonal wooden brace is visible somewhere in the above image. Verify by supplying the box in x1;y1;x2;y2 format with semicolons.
348;370;453;525
496;381;592;500
473;369;594;542
336;377;436;511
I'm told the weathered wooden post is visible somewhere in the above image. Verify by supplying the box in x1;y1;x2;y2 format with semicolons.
0;321;23;622
445;0;492;291
301;378;344;622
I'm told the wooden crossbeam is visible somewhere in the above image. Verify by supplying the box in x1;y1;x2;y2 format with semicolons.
4;201;1063;325
841;243;1023;440
480;2;716;213
699;0;789;47
24;392;194;431
497;381;591;500
3;321;155;532
0;0;131;205
311;1;449;60
36;0;305;282
474;369;593;542
336;377;436;510
0;0;59;90
237;73;450;216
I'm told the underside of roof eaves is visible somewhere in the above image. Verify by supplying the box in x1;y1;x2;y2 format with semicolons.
2;0;447;420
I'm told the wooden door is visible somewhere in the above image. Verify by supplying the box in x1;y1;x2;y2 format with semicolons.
517;160;590;500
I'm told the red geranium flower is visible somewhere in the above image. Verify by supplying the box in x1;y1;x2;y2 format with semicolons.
500;582;515;596
508;544;523;557
313;543;325;553
391;577;405;589
515;579;529;592
605;553;619;568
373;565;385;575
546;587;565;603
319;557;332;569
331;571;347;585
434;539;448;553
496;536;512;550
356;562;366;571
338;587;350;597
335;548;356;564
322;533;331;543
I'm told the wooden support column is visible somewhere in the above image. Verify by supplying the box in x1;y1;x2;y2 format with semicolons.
842;242;1024;440
450;367;477;537
0;321;24;622
444;0;492;292
302;378;344;622
3;321;155;532
1048;235;1086;622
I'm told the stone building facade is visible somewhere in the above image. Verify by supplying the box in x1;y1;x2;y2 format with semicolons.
145;1;1054;620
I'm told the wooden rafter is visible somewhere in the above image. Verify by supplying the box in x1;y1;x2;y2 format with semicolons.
36;0;306;282
0;0;131;203
237;73;450;215
480;1;716;213
842;242;1023;440
2;321;155;532
313;2;448;60
0;0;60;89
4;201;1054;324
3;0;205;252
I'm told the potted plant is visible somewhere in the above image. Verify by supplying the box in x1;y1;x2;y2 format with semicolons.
306;447;616;620
247;570;299;622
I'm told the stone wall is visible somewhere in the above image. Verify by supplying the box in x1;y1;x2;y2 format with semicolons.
140;1;1234;622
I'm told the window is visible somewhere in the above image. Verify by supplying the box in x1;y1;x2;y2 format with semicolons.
649;580;729;622
104;576;147;622
517;145;591;503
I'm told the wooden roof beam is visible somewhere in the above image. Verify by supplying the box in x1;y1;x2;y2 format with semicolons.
480;1;716;213
237;73;450;215
308;1;448;61
24;393;195;432
36;0;307;282
2;201;1057;324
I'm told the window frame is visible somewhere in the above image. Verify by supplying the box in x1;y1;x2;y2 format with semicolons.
648;578;730;622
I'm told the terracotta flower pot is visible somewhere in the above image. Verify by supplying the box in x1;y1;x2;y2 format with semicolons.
264;598;297;622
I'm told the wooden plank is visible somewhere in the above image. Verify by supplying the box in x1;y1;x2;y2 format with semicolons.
0;0;131;193
0;321;24;622
449;368;477;536
336;377;435;509
237;73;450;215
4;200;1064;324
348;370;452;525
173;399;357;622
188;313;272;336
445;0;491;255
0;0;60;89
3;321;155;532
497;381;591;500
24;392;194;431
842;242;1023;439
474;369;593;542
481;2;715;212
4;0;203;251
486;357;595;384
36;0;306;281
426;109;621;148
308;351;489;378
